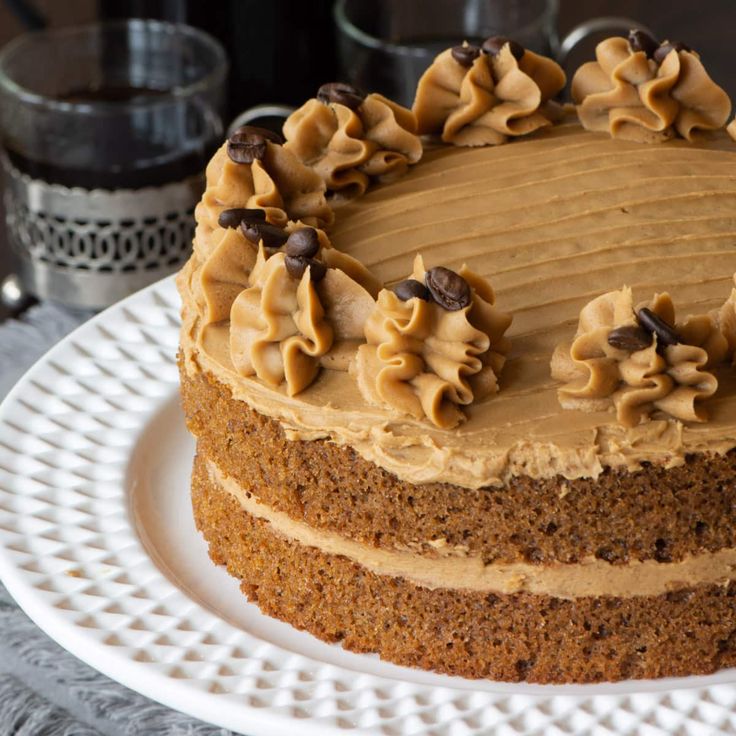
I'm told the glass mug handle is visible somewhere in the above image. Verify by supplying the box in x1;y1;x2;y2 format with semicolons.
555;17;655;68
228;104;296;137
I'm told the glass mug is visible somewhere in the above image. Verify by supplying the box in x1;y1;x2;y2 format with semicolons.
334;0;650;107
0;20;227;309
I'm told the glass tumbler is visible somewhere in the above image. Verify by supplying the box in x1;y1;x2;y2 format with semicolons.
0;20;227;309
335;0;558;107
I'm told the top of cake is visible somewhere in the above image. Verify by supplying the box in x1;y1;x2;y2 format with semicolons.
178;32;736;490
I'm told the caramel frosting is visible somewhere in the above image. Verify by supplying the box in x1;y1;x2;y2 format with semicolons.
412;44;565;146
551;288;725;427
194;141;333;257
197;225;256;325
353;256;511;428
572;36;731;143
179;124;736;489
196;216;380;393
230;247;333;396
224;226;380;394
283;93;422;198
212;460;736;599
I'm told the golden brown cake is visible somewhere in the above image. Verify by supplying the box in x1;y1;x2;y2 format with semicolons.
178;36;736;683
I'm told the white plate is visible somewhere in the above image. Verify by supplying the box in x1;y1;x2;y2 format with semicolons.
1;276;736;736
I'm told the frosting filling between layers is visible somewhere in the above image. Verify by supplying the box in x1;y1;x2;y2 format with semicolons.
208;459;736;599
181;124;736;489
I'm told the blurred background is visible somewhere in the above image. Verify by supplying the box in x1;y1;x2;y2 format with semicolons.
0;0;734;320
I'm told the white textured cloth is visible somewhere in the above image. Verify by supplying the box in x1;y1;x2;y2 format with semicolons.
0;304;235;736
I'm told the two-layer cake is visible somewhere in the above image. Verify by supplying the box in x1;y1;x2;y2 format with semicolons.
178;31;736;683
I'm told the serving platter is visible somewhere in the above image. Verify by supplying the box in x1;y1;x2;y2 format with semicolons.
1;275;735;735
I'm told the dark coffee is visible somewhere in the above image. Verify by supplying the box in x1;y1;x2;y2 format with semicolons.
57;84;167;104
5;146;214;190
4;84;218;190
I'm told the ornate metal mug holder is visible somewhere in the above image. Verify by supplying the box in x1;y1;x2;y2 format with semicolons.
0;20;227;312
2;153;202;310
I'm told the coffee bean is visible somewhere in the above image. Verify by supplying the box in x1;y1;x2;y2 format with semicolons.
227;125;283;164
636;307;680;346
240;221;288;248
425;267;471;311
316;82;365;111
393;279;430;301
628;29;659;58
285;255;327;282
653;41;691;64
285;228;320;259
481;36;524;61
218;208;266;229
451;44;481;67
607;324;653;352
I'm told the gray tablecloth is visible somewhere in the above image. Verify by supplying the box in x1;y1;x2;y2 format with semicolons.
0;303;234;736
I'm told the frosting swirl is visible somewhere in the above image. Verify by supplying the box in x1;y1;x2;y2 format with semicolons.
194;141;333;256
230;247;333;396
551;287;725;427
197;226;257;325
283;92;422;198
572;36;731;143
353;256;512;428
412;43;566;146
199;219;380;384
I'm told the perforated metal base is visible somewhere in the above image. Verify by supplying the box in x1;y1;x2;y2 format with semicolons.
2;154;201;309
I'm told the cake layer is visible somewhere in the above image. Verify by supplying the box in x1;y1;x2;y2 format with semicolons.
181;363;736;565
183;124;736;489
191;450;736;683
206;454;736;598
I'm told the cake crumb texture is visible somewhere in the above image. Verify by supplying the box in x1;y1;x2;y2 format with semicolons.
181;360;736;565
191;449;736;683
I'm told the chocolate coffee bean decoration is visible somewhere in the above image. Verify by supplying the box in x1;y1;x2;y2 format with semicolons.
481;36;524;61
654;41;691;64
451;44;481;67
285;228;320;259
240;221;289;248
425;267;471;311
218;208;266;229
285;255;327;282
607;324;653;352
637;307;680;346
316;82;365;111
227;125;283;164
628;29;659;58
393;279;430;301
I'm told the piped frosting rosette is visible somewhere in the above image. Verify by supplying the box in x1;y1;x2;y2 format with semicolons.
412;37;566;147
353;255;512;428
197;207;379;321
199;220;378;395
194;125;333;260
229;246;333;396
572;33;731;143
551;287;727;427
283;82;423;198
